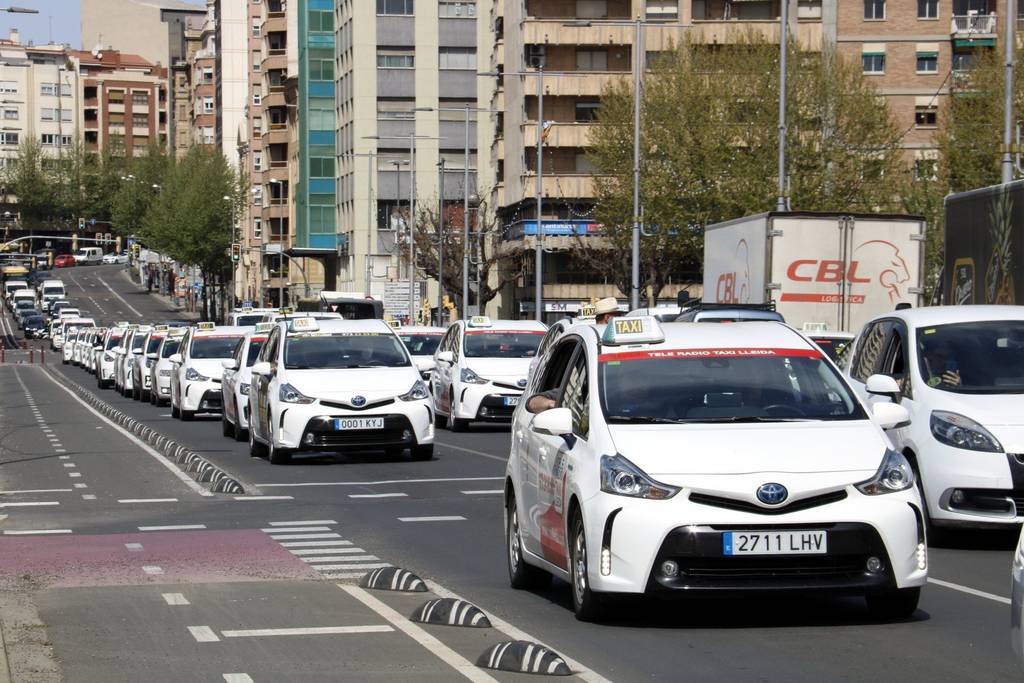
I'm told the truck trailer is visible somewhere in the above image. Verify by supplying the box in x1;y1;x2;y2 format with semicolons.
703;212;926;333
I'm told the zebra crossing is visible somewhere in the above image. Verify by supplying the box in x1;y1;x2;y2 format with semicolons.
262;520;391;579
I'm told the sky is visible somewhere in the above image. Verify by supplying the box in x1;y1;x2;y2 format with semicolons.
0;0;202;49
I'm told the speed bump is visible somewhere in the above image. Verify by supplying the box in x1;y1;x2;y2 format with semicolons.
477;640;572;676
411;598;491;628
359;566;427;592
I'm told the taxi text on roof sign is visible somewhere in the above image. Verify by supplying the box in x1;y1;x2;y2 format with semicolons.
153;325;170;332
169;327;188;337
255;322;275;332
278;307;293;315
289;317;319;332
116;321;130;328
602;316;665;346
385;319;402;329
468;315;492;328
196;322;216;331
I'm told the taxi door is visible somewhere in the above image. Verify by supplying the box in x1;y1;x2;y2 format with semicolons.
250;327;280;441
432;325;458;414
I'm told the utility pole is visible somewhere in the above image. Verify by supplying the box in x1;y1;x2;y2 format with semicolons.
630;17;643;310
1003;0;1016;184
534;66;544;323
776;0;790;211
437;158;445;325
463;104;471;319
409;133;417;323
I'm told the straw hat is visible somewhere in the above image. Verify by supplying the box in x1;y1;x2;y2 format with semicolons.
594;297;621;316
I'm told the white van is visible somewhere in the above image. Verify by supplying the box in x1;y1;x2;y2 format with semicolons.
11;289;36;309
39;279;66;310
74;247;103;265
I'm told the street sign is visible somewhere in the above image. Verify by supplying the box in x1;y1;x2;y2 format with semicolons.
382;281;423;318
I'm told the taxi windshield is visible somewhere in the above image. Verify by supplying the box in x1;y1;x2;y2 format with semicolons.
235;314;264;327
399;334;442;355
599;348;865;423
131;335;147;352
63;322;93;333
190;336;243;359
246;340;265;366
105;334;123;350
916;320;1024;394
284;333;409;369
146;337;163;354
161;339;182;358
464;331;542;358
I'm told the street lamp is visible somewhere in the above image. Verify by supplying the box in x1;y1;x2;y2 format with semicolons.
0;7;39;13
340;150;377;297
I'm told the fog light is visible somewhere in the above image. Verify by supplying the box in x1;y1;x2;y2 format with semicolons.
951;489;965;505
402;429;411;440
303;433;314;445
600;548;611;576
866;556;883;573
480;407;489;416
660;560;679;578
915;543;927;571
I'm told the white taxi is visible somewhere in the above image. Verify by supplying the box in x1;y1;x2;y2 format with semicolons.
131;325;169;401
431;316;546;431
229;307;276;327
60;319;95;362
148;327;186;405
505;317;926;621
221;323;273;440
169;323;247;420
115;325;151;397
247;317;433;464
396;325;445;380
96;324;128;389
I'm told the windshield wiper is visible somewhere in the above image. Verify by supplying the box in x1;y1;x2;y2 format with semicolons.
606;415;690;424
678;416;813;423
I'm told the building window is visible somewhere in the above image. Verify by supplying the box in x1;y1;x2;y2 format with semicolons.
576;49;608;71
252;20;261;37
575;101;600;122
133;113;149;127
377;99;415;119
2;107;16;120
308;9;333;32
377;50;415;69
310;156;334;177
916;52;938;73
918;0;938;18
253;152;262;171
0;81;16;94
438;0;475;18
41;108;72;122
439;47;476;70
109;112;125;125
645;0;678;20
40;133;56;145
377;0;413;14
253;218;262;239
203;96;214;113
0;132;18;145
203;127;214;144
253;116;263;134
252;185;263;203
253;93;261;106
40;82;56;96
253;60;261;72
915;106;937;127
864;0;885;19
862;53;885;74
913;158;938;180
132;93;149;106
202;67;214;84
575;0;607;18
309;57;334;81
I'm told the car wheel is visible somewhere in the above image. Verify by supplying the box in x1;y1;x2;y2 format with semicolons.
171;402;180;418
268;430;292;465
446;392;467;432
248;423;268;458
411;444;434;461
569;511;605;622
908;453;945;545
221;411;233;438
232;412;246;442
865;587;920;621
506;493;549;590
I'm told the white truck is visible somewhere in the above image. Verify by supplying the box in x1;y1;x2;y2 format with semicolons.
702;212;926;333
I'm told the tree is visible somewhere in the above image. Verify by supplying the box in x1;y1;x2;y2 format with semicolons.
584;37;904;303
111;141;171;241
5;139;59;228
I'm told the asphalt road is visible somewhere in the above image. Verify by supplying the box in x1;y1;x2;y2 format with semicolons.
0;263;1020;682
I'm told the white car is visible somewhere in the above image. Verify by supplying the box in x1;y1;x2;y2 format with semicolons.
4;279;28;304
148;328;187;405
84;328;105;374
64;329;84;365
1014;525;1024;670
247;317;433;464
221;323;273;440
38;280;65;311
505;317;926;621
60;319;95;361
131;326;170;401
115;325;151;396
846;306;1024;529
169;323;248;420
431;316;546;431
96;325;128;389
395;325;445;380
228;307;276;327
101;251;129;265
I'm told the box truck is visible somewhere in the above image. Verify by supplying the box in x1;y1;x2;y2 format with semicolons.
703;212;926;333
944;180;1024;306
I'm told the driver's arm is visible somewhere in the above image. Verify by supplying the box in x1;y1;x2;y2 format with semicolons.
526;389;558;413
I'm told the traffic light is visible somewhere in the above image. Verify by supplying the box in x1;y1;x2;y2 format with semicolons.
132;243;140;257
78;217;85;231
115;235;122;253
71;233;78;252
47;252;53;267
230;243;241;263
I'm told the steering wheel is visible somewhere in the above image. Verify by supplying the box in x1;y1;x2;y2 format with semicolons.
763;404;806;417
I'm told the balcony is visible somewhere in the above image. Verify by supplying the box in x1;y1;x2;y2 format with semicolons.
262;50;287;72
262;89;286;108
264;164;289;182
264;13;285;33
690;20;822;49
263;125;288;146
518;173;597;200
261;203;289;220
522;122;596;148
951;14;997;37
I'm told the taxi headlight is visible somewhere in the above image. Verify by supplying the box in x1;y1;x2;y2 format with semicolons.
279;383;315;404
399;380;429;401
855;449;915;495
239;382;250;396
460;367;487;385
930;411;1002;452
145;358;155;369
185;367;209;382
600;454;679;500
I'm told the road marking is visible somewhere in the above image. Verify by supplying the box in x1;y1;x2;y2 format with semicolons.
256;476;503;488
62;463;75;468
439;442;508;463
309;562;388;571
320;571;371;579
97;276;143;317
55;449;66;453
68;472;81;478
233;496;293;501
138;524;207;532
73;483;87;489
124;543;143;551
461;490;503;495
398;516;466;523
268;520;338;526
348;493;408;499
0;489;72;495
3;529;72;535
188;626;220;643
162;593;190;606
118;498;179;504
301;555;376;562
37;368;213;497
268;533;341;541
221;625;394;638
340;585;497;683
928;577;1012;605
223;676;253;683
58;456;69;460
82;495;96;500
279;540;353;548
142;565;164;575
0;501;59;508
259;526;332;533
291;547;365;556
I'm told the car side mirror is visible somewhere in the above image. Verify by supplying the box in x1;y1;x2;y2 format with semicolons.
251;361;273;377
146;352;158;359
222;358;238;370
531;407;573;437
866;374;901;402
872;401;911;430
131;349;142;355
437;351;454;364
168;353;183;364
94;345;103;350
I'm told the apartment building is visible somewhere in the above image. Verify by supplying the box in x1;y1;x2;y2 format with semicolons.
166;10;206;157
70;49;168;157
191;8;217;148
0;33;81;171
214;0;248;167
82;0;206;68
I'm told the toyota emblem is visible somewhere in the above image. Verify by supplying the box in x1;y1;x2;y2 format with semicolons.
351;395;367;407
756;483;788;506
516;378;527;388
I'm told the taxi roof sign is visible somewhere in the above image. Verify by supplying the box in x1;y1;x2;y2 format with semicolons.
602;316;665;346
115;321;130;328
385;319;401;329
153;324;170;332
196;321;216;331
278;307;294;315
168;327;188;337
289;317;319;333
255;322;275;333
467;315;492;328
801;322;829;333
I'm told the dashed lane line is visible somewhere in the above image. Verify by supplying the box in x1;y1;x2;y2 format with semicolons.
0;502;59;508
398;516;466;523
223;676;253;683
928;577;1012;605
118;498;179;504
461;490;503;495
97;275;143;317
349;493;407;499
138;524;207;532
267;533;341;541
258;526;332;533
278;540;354;548
255;476;503;488
268;520;338;526
142;566;164;575
0;489;72;495
221;625;394;638
187;626;220;643
162;593;190;606
233;495;293;501
3;529;72;535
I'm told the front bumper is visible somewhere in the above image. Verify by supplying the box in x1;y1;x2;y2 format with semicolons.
923;443;1024;526
577;487;926;596
274;400;434;451
180;379;223;412
454;382;523;421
